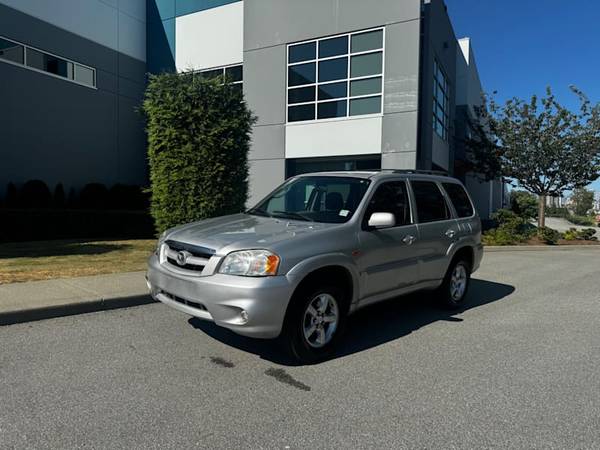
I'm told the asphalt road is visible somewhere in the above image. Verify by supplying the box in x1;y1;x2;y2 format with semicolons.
1;249;600;449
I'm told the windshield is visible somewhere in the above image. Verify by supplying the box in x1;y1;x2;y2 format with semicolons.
248;176;371;224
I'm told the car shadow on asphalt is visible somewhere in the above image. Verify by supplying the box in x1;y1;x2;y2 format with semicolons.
188;278;515;367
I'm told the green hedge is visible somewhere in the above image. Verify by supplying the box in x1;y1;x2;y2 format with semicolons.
0;209;155;243
142;72;256;233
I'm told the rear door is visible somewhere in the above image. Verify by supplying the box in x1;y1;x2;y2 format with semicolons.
441;182;479;241
409;180;458;283
357;180;420;298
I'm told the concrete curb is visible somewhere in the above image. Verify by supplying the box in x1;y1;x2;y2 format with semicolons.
0;294;157;326
485;245;600;252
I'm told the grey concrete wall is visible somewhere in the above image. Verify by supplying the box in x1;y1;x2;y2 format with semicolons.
381;17;421;170
243;0;422;203
0;3;147;199
418;0;458;172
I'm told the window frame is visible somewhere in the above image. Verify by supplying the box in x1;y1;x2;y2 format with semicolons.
409;179;454;224
0;34;96;89
286;27;386;124
441;182;476;219
361;179;414;230
195;63;243;90
432;59;450;141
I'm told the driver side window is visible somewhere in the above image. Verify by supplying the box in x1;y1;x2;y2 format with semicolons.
364;181;412;228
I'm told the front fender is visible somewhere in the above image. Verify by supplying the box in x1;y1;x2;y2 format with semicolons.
285;253;361;305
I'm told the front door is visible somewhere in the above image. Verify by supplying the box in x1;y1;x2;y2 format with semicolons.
357;180;420;298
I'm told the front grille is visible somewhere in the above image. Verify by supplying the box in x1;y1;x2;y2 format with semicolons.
162;240;215;274
162;291;207;311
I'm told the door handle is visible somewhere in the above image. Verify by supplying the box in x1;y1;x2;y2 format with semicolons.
402;235;416;245
445;229;456;238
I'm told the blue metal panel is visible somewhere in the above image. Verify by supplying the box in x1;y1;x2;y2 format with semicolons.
159;0;177;19
149;0;176;20
175;0;241;17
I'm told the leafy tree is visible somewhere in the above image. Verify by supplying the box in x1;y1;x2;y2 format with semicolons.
142;71;256;233
467;87;600;227
570;187;594;216
509;190;538;220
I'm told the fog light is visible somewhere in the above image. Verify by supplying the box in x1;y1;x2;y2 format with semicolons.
240;310;249;324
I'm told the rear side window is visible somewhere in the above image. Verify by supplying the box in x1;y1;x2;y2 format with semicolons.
411;181;450;223
364;181;412;227
443;183;474;218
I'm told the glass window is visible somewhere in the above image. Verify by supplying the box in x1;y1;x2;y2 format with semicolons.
433;59;450;141
350;96;381;116
249;176;371;224
364;181;412;227
351;29;384;53
288;62;316;86
74;64;95;87
443;183;474;218
225;65;243;82
26;48;73;79
286;28;384;123
289;41;316;63
411;181;451;223
288;104;315;122
0;37;24;64
350;77;381;97
318;81;347;100
200;68;223;80
319;36;348;58
288;86;315;104
317;100;347;119
350;52;383;78
318;57;347;82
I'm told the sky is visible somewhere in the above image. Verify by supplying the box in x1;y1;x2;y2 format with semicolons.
444;0;600;192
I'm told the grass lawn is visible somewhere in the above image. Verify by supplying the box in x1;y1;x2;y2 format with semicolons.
0;239;156;285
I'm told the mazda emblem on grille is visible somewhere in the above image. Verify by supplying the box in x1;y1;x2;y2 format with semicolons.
176;250;191;266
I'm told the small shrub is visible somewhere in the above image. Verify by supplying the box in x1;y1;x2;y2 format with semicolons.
510;191;538;220
53;183;66;208
537;226;561;245
546;206;570;218
563;227;598;241
79;183;109;209
5;183;18;208
108;184;148;210
19;180;52;208
567;215;595;226
483;209;537;245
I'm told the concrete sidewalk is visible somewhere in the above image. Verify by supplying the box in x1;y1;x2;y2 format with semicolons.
0;271;153;326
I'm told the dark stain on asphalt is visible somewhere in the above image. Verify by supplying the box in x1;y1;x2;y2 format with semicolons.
265;368;311;391
210;356;235;368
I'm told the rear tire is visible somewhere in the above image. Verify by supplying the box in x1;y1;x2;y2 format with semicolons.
437;258;471;309
282;285;347;364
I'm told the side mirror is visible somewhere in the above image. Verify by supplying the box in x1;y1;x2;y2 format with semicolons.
368;212;395;229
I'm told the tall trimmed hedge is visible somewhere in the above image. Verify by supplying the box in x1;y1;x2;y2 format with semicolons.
142;72;256;233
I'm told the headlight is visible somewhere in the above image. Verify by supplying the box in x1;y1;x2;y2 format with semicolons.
219;250;280;277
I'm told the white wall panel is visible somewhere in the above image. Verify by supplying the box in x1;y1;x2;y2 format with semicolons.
0;0;146;61
285;117;383;159
175;2;243;71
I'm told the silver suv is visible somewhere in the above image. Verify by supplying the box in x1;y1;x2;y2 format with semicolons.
146;171;483;363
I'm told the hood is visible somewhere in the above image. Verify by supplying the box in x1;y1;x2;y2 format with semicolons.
166;213;337;253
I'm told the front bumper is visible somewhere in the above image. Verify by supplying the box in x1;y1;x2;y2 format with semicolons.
146;254;294;339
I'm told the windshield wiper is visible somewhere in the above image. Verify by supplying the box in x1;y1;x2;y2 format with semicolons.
272;211;313;222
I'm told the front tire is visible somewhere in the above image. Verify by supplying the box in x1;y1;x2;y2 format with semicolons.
282;286;347;364
437;258;471;309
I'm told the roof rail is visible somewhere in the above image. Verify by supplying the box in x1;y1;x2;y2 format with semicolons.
376;169;450;176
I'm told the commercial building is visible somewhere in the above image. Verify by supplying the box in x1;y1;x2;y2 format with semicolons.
0;0;503;218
